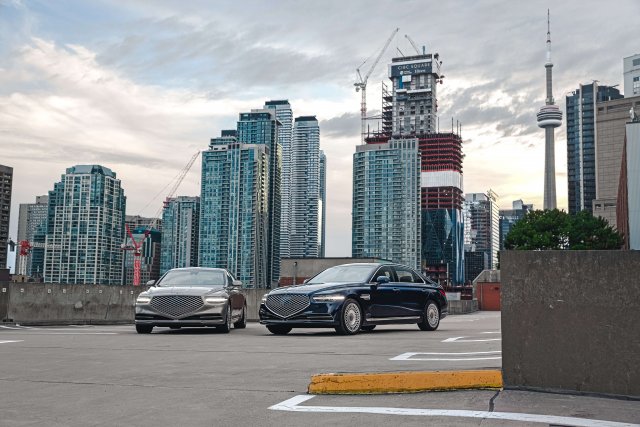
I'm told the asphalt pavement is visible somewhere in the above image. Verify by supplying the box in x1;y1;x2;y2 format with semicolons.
0;312;638;426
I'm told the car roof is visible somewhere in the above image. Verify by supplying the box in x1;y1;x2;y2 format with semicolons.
166;267;228;272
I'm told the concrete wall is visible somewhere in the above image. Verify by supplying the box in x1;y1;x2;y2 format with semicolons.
447;299;478;314
501;250;640;397
1;282;146;325
0;283;270;325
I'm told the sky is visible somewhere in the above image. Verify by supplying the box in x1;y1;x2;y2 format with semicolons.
1;0;639;269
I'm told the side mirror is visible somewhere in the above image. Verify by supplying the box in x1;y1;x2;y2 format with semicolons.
146;280;156;287
232;280;242;288
376;276;390;284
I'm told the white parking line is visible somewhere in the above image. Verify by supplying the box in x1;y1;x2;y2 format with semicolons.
390;351;501;361
0;340;23;344
442;336;502;343
269;395;639;427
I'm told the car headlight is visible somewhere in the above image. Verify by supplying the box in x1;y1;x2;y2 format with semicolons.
261;294;268;304
205;296;228;304
311;294;346;303
136;295;151;304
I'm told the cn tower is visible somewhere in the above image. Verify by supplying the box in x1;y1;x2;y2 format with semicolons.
536;10;562;210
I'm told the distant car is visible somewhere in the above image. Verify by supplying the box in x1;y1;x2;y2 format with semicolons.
135;267;247;334
259;263;447;335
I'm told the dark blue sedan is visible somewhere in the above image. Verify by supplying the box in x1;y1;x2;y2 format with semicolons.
259;263;448;335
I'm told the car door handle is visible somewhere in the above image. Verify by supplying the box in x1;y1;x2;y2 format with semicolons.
392;288;401;292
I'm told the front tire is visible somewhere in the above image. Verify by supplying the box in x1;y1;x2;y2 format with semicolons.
136;324;153;334
418;300;441;331
234;305;247;329
266;325;292;335
218;305;232;333
335;299;362;335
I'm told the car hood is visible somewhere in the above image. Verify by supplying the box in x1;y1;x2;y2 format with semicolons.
269;282;363;295
144;287;226;297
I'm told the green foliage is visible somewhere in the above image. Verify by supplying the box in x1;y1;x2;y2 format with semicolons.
504;209;623;250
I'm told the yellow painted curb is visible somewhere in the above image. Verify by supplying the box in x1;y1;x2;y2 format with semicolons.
308;370;503;394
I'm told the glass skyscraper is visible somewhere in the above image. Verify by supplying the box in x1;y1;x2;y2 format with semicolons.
566;83;622;214
0;164;12;271
289;116;325;258
199;131;270;288
352;138;421;269
236;110;281;287
160;196;200;274
264;100;293;259
463;191;500;270
499;199;533;250
44;165;126;285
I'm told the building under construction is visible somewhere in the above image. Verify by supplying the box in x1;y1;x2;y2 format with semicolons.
353;47;465;285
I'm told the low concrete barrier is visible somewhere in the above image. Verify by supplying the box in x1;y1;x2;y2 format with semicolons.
447;299;478;314
0;283;270;325
501;250;640;398
0;282;146;325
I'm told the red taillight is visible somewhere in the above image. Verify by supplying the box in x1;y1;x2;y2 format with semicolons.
439;289;446;298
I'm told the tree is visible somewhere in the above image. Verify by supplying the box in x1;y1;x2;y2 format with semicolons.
504;209;623;250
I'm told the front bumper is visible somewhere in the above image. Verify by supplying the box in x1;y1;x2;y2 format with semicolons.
259;302;341;327
135;303;228;327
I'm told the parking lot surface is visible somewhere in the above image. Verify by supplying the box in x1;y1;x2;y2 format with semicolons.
1;312;638;426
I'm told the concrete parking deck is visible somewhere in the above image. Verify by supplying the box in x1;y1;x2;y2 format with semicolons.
1;312;638;426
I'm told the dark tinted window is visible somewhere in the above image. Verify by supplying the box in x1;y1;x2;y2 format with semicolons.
158;269;226;287
371;266;394;283
394;267;424;283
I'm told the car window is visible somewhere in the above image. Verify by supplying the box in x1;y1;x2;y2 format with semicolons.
158;270;226;287
394;267;423;283
371;266;394;283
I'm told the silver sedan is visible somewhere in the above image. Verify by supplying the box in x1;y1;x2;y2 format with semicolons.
135;267;247;334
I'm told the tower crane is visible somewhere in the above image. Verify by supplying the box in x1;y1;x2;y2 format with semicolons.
354;27;399;144
404;34;422;55
122;150;201;286
17;240;61;276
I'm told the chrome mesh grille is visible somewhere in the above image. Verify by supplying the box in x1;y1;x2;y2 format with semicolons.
266;294;310;318
150;295;204;318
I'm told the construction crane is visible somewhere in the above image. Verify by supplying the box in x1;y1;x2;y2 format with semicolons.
404;34;422;55
122;150;201;286
17;240;61;276
354;27;399;144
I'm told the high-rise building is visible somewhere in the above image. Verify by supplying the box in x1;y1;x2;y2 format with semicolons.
264;100;293;259
420;133;465;285
319;151;327;257
0;165;13;271
566;83;623;214
160;196;199;274
352;138;421;268
353;45;464;284
44;165;126;285
623;54;640;97
15;195;48;277
463;191;500;270
199;131;269;288
236;110;281;287
592;95;640;227
536;11;562;210
385;51;442;135
617;115;640;249
289;116;324;258
499;199;534;250
464;250;488;284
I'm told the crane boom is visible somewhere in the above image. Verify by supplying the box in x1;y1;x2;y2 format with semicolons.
404;34;421;55
354;27;399;144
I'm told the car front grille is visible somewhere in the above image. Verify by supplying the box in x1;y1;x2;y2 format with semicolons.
150;295;204;318
266;294;310;318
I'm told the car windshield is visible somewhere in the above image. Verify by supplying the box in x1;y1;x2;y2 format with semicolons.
158;270;227;288
306;265;377;284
